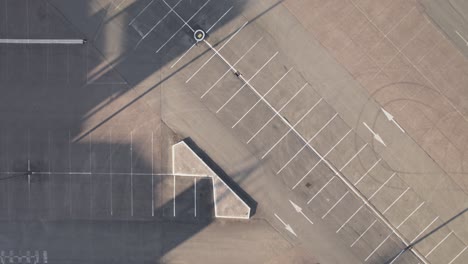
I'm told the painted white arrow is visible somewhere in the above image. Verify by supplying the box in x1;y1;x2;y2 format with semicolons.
455;30;468;46
363;122;386;147
289;200;314;225
381;108;405;133
274;213;297;237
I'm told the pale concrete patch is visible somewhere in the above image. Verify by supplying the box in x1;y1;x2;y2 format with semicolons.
172;141;251;219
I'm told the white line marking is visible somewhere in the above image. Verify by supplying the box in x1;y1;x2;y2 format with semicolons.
201;37;262;98
156;0;209;53
363;122;386;147
187;21;249;83
382;108;405;133
369;172;395;200
351;220;377;247
292;160;322;190
232;68;293;128
307;176;335;204
207;6;233;33
136;0;183;47
289;200;313;225
130;132;133;217
171;43;196;68
354;158;381;185
114;0;127;10
383;187;410;214
110;131;113;216
339;143;368;171
173;175;176;217
247;84;308;144
448;246;467;264
291;128;351;188
337;204;364;233
152;131;154;217
68;130;72;216
365;233;392;262
279;100;339;173
397;202;425;229
322;191;349;219
411;216;439;243
203;9;418;259
128;0;154;26
261;102;318;159
455;30;468;46
162;0;195;31
194;178;197;217
274;213;297;237
0;39;86;44
425;231;453;257
216;51;278;113
324;129;353;155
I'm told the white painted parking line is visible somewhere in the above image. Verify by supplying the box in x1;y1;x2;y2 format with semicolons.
425;231;453;258
68;130;73;216
307;176;335;204
354;158;381;185
173;175;176;217
201;37;263;98
337;204;364;233
232;68;292;128
246;83;308;143
351;219;377;247
261;103;319;159
322;191;349;219
382;187;410;214
201;12;416;257
162;0;195;31
110;131;113;216
171;5;234;69
339;143;368;171
254;88;306;144
128;0;154;26
369;172;396;200
324;129;353;155
207;6;233;33
292;160;322;190
186;21;249;82
152;131;155;217
289;200;314;225
171;43;196;68
448;246;467;264
131;132;134;217
290;127;352;190
216;51;278;113
411;216;439;243
365;232;392;262
137;0;183;47
397;202;425;229
278;99;338;173
156;0;209;53
336;171;394;233
194;178;197;217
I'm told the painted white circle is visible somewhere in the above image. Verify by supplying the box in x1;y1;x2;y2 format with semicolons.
194;29;205;42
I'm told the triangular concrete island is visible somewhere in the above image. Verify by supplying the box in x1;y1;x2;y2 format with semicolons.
172;141;251;219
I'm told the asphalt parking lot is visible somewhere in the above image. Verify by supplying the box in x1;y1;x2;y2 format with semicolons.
0;128;213;222
1;0;467;263
122;0;466;262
